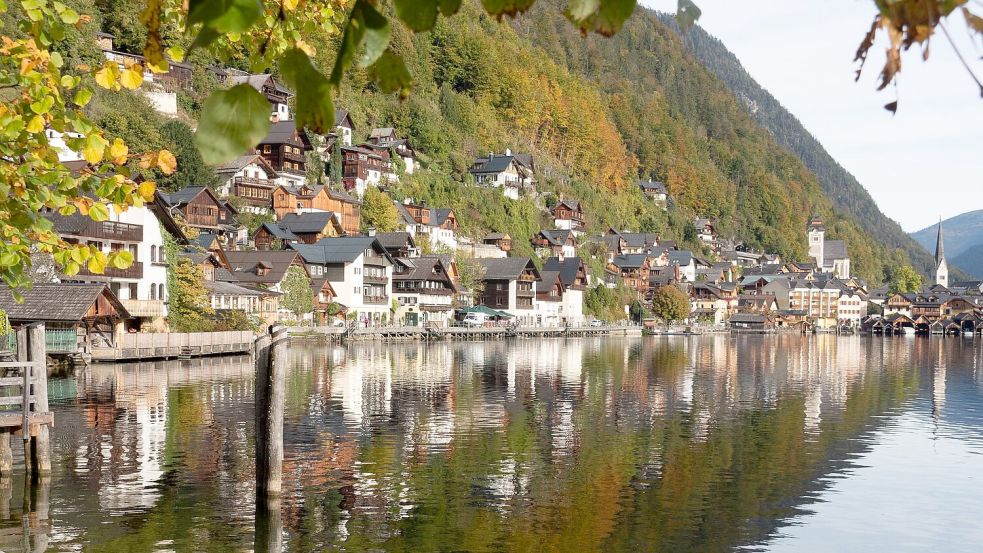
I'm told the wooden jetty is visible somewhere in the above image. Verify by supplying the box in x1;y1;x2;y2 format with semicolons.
90;330;254;362
0;323;53;476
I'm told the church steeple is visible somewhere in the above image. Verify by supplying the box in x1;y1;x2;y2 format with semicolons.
935;218;948;287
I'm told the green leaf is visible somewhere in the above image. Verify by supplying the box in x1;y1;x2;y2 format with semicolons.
110;250;133;269
187;0;262;33
194;84;271;165
279;48;335;134
59;7;79;24
438;0;462;16
394;0;438;32
330;0;391;85
366;49;412;97
481;0;536;18
676;0;701;30
88;202;109;222
567;0;634;36
73;88;92;107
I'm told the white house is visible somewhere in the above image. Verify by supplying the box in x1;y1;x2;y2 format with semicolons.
215;153;278;215
290;237;395;325
48;197;183;330
837;289;868;327
543;256;588;326
391;256;458;327
468;151;534;200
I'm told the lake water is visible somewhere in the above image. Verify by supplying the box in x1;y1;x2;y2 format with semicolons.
3;335;983;552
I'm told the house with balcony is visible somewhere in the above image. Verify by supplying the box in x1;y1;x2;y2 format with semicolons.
392;255;458;327
395;200;459;250
550;200;586;235
341;145;390;198
375;232;420;259
226;71;293;120
690;283;739;325
477;257;541;325
46;196;184;330
531;229;577;260
271;184;362;236
534;271;566;327
253;212;343;249
216;250;308;321
367;127;417;174
257;120;312;188
609;254;651;297
162;186;240;242
639;180;668;207
215;153;277;214
543;256;587;326
469;151;534;200
288;237;395;325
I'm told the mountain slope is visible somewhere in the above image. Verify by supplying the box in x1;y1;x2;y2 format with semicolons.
650;12;943;280
952;245;983;279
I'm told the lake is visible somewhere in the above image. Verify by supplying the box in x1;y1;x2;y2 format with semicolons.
3;335;983;552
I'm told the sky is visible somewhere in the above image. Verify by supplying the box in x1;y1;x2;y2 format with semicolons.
640;0;982;232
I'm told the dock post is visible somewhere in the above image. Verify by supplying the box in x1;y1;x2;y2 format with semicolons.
27;324;50;475
15;327;30;476
255;326;287;499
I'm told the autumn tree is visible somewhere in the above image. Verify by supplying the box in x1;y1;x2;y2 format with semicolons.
651;285;691;323
281;266;315;321
889;264;922;294
455;250;485;306
362;187;402;232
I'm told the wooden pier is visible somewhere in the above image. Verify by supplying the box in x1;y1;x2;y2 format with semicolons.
90;330;255;362
0;323;53;476
290;324;645;342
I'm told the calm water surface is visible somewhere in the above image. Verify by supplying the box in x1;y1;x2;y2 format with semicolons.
3;335;983;552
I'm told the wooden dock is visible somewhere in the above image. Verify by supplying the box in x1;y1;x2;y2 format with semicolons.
90;330;255;362
290;325;645;342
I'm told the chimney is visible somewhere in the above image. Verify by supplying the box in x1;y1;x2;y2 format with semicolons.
367;227;376;236
505;148;511;156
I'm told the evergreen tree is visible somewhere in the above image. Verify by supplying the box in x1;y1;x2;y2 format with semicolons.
159;120;219;191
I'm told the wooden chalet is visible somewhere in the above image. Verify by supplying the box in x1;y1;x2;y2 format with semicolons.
257;120;312;185
163;186;238;236
609;254;651;296
272;184;361;235
483;233;512;252
550;199;586;233
0;284;129;352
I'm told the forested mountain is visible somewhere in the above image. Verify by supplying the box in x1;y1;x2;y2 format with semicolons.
912;210;983;278
85;0;915;283
650;11;948;280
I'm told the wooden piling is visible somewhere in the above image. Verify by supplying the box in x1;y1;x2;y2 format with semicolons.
27;324;50;475
255;326;288;499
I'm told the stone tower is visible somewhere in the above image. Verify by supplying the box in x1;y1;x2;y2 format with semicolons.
935;218;948;287
807;216;825;269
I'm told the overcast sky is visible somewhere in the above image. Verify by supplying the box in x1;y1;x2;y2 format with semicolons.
640;0;982;232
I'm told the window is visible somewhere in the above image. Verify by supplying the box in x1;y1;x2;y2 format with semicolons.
128;283;138;300
158;283;165;299
150;286;156;300
151;245;157;262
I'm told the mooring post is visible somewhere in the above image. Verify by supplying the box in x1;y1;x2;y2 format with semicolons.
27;323;50;475
15;327;30;476
256;326;287;499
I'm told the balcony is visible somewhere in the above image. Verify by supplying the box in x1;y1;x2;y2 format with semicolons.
78;261;143;280
363;295;388;305
184;213;219;228
364;274;388;285
121;299;165;318
74;220;143;242
516;288;534;298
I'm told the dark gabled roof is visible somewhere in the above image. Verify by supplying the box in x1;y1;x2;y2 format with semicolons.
289;236;391;265
538;270;564;293
478;257;539;280
341;144;384;159
219;250;302;284
470;154;522;175
162;186;209;207
0;283;129;322
45;211;90;235
227;73;293;96
258;120;311;149
668;250;694;266
334;109;353;129
638;180;667;193
328;187;360;204
431;208;454;226
214;153;277;177
612;254;648;269
257;222;299;241
277;211;340;234
824;239;849;260
536;229;575;247
205;280;275;297
375;231;416;250
730;313;769;323
551;199;582;213
619;232;660;248
543;256;585;287
393;257;456;288
192;233;222;250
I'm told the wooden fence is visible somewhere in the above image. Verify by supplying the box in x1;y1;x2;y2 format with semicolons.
91;331;254;361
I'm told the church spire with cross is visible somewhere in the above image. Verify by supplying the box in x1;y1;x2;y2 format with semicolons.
935;217;948;287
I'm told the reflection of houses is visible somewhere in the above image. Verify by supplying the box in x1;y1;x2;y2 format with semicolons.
0;283;129;352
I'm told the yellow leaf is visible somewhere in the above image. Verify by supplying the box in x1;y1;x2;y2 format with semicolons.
138;181;156;202
94;63;118;90
283;0;299;10
109;138;128;164
75;198;92;215
296;39;316;56
88;202;110;222
157;149;177;175
120;65;144;90
87;251;107;274
82;134;108;164
26;115;44;133
138;152;156;170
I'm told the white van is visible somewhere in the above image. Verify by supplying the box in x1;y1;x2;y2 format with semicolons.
462;312;488;327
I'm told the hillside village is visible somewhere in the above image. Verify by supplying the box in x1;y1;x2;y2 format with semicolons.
14;33;983;342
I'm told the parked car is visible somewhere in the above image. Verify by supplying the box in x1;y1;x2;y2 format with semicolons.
589;319;603;327
462;312;489;327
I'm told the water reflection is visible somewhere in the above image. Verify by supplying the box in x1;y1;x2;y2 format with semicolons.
9;336;983;551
